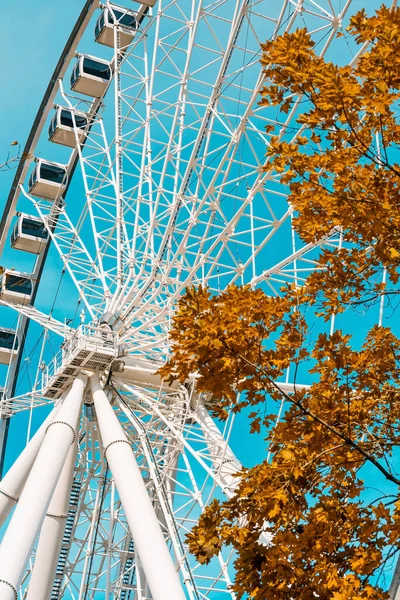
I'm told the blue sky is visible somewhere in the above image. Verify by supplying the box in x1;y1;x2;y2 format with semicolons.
0;3;84;165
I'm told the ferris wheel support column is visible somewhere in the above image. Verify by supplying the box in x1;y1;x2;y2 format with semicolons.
0;375;86;600
90;375;187;600
195;399;242;496
25;441;78;600
195;400;272;546
0;399;62;527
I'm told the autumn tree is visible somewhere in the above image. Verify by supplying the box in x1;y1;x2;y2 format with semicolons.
159;6;400;600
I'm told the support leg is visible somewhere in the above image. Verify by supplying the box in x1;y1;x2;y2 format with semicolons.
90;375;186;600
25;441;78;600
0;375;86;600
0;400;61;527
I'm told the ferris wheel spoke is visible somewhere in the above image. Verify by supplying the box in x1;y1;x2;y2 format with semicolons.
58;83;134;311
0;301;71;339
123;12;206;268
150;3;259;260
117;203;297;340
118;84;295;323
109;0;264;311
115;380;245;498
117;94;333;337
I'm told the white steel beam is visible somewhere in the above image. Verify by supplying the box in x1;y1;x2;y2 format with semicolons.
90;374;186;600
194;399;242;497
195;399;272;547
0;400;61;526
0;301;71;338
0;391;54;416
25;442;78;600
0;375;86;600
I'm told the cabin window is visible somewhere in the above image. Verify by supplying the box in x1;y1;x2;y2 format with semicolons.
82;58;111;80
0;331;18;351
10;224;17;246
21;218;48;240
39;164;66;184
95;12;105;38
109;9;136;28
29;168;37;189
48;115;57;138
5;275;32;296
70;63;80;87
60;109;87;129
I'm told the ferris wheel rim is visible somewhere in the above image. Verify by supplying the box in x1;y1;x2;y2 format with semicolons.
0;0;366;444
0;0;359;460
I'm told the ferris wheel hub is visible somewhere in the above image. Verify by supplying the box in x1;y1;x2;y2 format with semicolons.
41;325;119;399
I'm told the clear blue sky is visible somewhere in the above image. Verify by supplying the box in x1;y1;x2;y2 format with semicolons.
0;2;85;168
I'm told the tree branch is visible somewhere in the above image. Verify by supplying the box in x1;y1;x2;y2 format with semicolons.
222;340;400;486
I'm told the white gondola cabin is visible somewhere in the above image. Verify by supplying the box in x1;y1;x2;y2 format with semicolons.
10;214;49;254
48;107;88;148
70;56;111;97
0;270;33;306
28;160;68;201
95;5;137;48
0;329;18;365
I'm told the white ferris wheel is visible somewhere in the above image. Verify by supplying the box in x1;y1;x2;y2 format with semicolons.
0;0;385;599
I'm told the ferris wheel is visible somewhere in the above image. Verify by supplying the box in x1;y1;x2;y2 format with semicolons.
0;1;382;598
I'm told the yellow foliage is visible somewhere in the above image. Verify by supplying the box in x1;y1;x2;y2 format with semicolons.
159;6;400;600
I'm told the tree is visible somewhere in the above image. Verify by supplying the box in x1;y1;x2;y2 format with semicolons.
159;6;400;599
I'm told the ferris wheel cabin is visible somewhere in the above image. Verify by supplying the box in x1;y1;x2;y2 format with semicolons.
28;160;68;200
95;5;137;48
48;107;89;148
0;329;19;365
70;56;111;97
10;215;49;254
0;270;32;306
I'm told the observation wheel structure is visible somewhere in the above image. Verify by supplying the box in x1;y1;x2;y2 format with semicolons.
0;1;382;599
